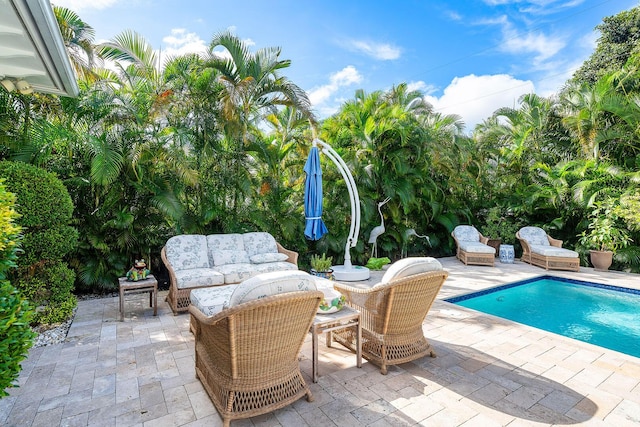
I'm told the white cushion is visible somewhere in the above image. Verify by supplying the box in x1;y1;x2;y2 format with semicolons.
253;261;298;274
530;245;578;258
453;225;480;242
519;227;549;246
228;270;316;307
165;235;210;270
458;241;496;254
380;257;443;284
212;263;256;284
190;285;235;316
211;249;250;266
243;232;278;256
207;234;245;265
174;268;225;289
250;252;289;264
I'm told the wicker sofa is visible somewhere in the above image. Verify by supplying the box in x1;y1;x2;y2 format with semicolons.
161;232;298;314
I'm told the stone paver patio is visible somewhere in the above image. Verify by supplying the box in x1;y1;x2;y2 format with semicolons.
2;257;640;426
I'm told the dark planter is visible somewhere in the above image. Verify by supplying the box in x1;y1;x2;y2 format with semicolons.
310;268;334;281
486;238;502;257
589;250;613;271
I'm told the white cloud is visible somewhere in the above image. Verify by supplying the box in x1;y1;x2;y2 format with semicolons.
308;66;362;106
346;40;401;60
501;27;565;63
52;0;119;11
406;80;437;96
425;74;535;131
161;29;208;59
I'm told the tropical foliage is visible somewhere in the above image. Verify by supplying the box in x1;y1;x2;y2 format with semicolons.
1;5;639;317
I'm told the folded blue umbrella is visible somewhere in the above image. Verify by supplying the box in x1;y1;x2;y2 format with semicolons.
304;146;328;240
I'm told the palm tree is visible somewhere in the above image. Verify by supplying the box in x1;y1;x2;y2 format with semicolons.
53;6;98;82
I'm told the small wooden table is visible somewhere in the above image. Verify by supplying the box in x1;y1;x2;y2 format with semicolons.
118;275;157;321
309;305;361;383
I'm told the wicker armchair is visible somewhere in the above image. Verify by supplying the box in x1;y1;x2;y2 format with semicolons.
451;225;495;266
189;289;323;427
332;257;448;374
516;226;580;272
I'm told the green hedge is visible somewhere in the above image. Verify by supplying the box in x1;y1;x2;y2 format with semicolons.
0;179;34;397
0;162;77;326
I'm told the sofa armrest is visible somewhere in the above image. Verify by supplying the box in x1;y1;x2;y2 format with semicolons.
276;242;298;265
548;235;563;248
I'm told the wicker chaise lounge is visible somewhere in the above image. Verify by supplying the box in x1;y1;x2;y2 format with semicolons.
332;257;448;375
517;226;580;272
189;271;322;427
451;225;496;267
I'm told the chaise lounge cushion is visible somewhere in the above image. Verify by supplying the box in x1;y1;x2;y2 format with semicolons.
529;245;578;258
457;241;496;254
453;225;481;243
518;226;550;246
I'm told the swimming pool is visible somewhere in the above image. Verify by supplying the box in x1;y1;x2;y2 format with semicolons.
446;276;640;358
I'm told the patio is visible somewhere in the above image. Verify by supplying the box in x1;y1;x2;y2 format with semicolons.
2;257;639;426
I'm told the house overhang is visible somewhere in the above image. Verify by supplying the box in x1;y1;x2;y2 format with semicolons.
0;0;79;97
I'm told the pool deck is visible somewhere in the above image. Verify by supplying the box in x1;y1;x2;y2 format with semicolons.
2;257;640;426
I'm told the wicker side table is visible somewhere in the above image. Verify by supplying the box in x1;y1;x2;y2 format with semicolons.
118;275;157;321
310;305;361;383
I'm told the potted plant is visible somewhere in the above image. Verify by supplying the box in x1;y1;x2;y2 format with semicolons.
310;253;334;280
480;207;521;257
578;199;632;271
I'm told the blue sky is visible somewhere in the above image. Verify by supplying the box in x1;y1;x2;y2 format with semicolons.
55;0;636;131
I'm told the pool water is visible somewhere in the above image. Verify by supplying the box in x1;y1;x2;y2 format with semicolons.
446;276;640;358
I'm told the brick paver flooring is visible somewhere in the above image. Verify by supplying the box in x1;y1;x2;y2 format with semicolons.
2;257;639;426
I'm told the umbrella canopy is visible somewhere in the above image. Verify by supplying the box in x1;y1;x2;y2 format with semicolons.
304;146;328;240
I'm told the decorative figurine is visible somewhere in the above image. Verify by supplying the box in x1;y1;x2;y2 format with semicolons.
126;259;150;281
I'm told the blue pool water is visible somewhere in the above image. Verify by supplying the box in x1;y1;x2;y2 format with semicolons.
446;276;640;358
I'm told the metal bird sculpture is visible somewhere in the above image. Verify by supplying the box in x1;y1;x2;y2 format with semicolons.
368;197;391;258
401;228;431;258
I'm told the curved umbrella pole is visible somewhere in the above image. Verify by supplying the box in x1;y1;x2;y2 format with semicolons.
313;138;369;280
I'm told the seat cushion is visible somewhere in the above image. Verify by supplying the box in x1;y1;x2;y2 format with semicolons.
165;235;210;270
380;257;443;285
458;241;496;254
243;232;278;257
211;263;258;284
252;261;298;274
190;285;236;316
174;268;225;289
519;227;549;246
228;270;316;307
453;225;480;242
530;245;578;258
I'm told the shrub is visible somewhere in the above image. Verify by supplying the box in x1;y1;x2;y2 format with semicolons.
0;162;78;326
0;282;36;397
0;180;34;397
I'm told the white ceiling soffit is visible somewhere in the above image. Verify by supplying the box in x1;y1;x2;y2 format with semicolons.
0;0;79;97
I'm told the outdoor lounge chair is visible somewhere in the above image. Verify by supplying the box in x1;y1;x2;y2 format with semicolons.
516;226;580;272
451;225;496;267
332;257;448;374
188;271;323;427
